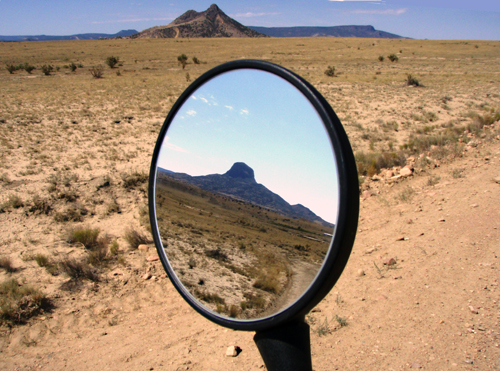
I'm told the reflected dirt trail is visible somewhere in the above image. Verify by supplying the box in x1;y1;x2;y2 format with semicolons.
262;259;321;316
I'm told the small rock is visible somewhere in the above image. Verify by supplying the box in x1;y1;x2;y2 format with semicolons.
493;176;500;184
226;345;241;357
377;294;388;300
112;270;124;276
311;307;322;312
362;190;372;199
468;306;478;314
400;167;413;177
147;256;159;262
143;273;152;280
357;269;366;277
406;218;413;224
411;363;422;369
396;236;405;241
439;218;445;222
464;359;473;364
470;204;479;208
383;258;397;266
365;247;376;254
138;244;149;252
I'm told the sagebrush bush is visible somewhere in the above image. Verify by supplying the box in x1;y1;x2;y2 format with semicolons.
324;65;336;77
59;257;100;282
41;65;53;75
6;64;16;74
406;74;420;87
0;279;49;324
69;62;77;72
388;54;399;62
0;257;16;273
378;55;384;62
177;54;188;69
124;226;151;249
106;56;119;69
90;65;103;78
192;56;200;64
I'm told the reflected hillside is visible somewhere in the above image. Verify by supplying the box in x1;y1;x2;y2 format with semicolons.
159;162;334;228
155;172;333;319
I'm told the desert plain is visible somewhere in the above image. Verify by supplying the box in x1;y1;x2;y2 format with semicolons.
0;37;500;370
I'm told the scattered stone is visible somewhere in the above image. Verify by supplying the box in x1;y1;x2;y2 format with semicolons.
138;244;149;252
377;294;388;300
400;167;413;177
143;273;152;280
160;274;167;279
357;269;366;277
396;236;406;241
383;258;397;266
406;218;413;224
362;190;373;199
112;270;124;276
439;218;445;222
470;204;479;208
410;363;422;369
311;307;322;312
468;306;478;314
464;359;473;364
147;256;159;262
365;247;376;254
493;176;500;184
226;345;241;357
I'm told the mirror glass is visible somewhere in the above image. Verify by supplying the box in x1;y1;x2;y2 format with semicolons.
154;69;339;320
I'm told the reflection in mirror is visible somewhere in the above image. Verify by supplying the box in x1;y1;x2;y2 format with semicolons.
155;69;339;320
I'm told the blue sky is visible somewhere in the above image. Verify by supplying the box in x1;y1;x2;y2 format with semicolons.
0;1;498;40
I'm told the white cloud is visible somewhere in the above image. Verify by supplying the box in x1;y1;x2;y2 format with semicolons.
201;98;209;104
191;96;197;100
164;136;188;153
240;109;249;115
225;105;234;111
350;8;407;15
186;110;197;116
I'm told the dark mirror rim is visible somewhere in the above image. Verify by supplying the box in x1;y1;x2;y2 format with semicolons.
149;59;359;332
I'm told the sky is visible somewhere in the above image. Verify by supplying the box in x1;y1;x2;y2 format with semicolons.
156;69;340;224
0;1;499;40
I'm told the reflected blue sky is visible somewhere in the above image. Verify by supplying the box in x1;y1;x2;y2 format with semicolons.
157;69;339;223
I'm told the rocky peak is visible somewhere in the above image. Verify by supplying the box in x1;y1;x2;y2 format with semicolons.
224;162;256;182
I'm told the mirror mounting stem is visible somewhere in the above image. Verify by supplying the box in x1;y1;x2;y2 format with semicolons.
254;316;312;371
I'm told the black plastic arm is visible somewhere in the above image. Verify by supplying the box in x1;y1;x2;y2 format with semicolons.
253;318;312;371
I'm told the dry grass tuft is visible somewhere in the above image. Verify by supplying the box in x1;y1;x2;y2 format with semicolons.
124;226;151;249
0;279;50;325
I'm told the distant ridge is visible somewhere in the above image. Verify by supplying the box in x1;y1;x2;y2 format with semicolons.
0;30;138;42
130;4;266;39
248;25;406;39
158;162;333;227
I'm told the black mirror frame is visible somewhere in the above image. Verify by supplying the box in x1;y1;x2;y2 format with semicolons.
148;59;359;332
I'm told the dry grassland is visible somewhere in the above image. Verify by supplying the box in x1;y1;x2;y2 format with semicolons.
0;37;500;370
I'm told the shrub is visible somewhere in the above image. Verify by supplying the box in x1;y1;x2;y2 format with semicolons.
29;195;52;215
59;257;100;282
6;64;16;74
69;62;77;72
324;66;336;77
406;74;420;87
53;204;88;222
253;274;279;294
106;56;120;69
2;194;24;210
192;56;200;64
0;279;49;324
388;54;399;62
378;55;384;62
41;65;53;75
66;227;101;250
35;254;59;275
121;170;148;189
205;248;229;262
186;72;191;82
177;54;188;69
23;64;35;74
0;257;16;273
124;226;151;249
90;65;103;78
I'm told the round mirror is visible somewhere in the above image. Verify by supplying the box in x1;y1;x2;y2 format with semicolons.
149;60;358;331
